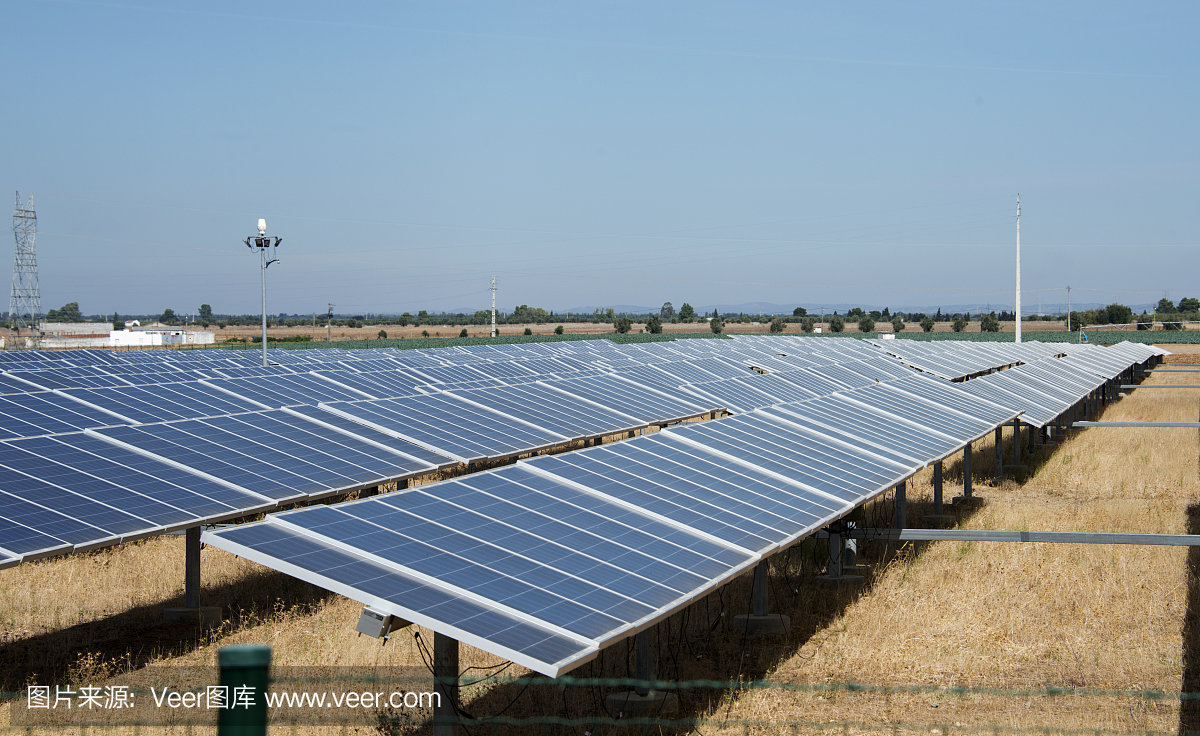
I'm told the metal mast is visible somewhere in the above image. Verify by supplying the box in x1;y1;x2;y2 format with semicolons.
244;219;281;367
490;275;496;338
1015;193;1021;344
9;193;40;349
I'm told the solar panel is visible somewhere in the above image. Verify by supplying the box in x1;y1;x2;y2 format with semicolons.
682;379;778;414
63;383;267;424
320;395;569;464
0;392;132;439
310;370;425;399
281;405;456;468
544;375;714;424
761;399;958;465
205;375;375;407
843;384;995;443
447;384;644;440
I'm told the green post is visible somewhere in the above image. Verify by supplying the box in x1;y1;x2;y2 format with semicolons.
218;644;271;736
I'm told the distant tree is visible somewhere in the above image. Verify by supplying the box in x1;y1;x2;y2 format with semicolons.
46;302;84;323
198;304;214;322
614;318;632;334
111;312;122;331
952;316;967;332
769;317;786;333
869;310;882;320
829;315;845;333
846;307;865;319
980;313;1000;332
397;313;412;327
417;310;428;317
1157;298;1176;314
379;329;389;339
1137;312;1153;331
646;315;663;334
800;316;815;333
160;308;177;324
921;316;935;332
346;319;359;329
858;315;876;333
523;327;533;335
554;324;564;334
421;329;430;337
891;315;905;333
678;303;696;321
660;302;675;319
709;317;724;334
458;328;467;337
1180;297;1200;312
882;306;891;318
792;306;808;317
1106;303;1133;326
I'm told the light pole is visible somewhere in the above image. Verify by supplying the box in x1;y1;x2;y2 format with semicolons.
244;219;281;367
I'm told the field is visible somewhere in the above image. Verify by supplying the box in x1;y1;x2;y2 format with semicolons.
0;345;1195;734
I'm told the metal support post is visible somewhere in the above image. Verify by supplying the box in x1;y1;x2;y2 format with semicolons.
924;460;954;524
606;628;678;714
994;427;1003;482
1027;421;1036;453
361;485;378;499
1012;418;1021;465
955;441;983;506
751;561;768;617
894;481;906;529
165;526;221;626
185;526;200;609
433;632;459;736
816;521;864;586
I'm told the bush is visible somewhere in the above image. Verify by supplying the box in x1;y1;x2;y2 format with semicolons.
891;316;904;333
980;314;1000;332
646;316;663;334
829;315;845;333
800;316;815;333
920;316;935;332
1106;303;1133;326
421;330;430;337
458;328;468;337
769;317;785;333
709;317;724;334
952;316;967;332
614;318;632;334
857;316;875;333
554;324;564;334
523;327;533;335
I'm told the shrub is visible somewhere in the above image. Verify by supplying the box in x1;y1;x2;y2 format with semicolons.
829;315;845;333
980;314;1000;332
421;330;430;337
377;329;388;339
614;318;632;334
919;316;934;332
891;316;904;333
952;316;967;332
800;317;815;333
769;317;785;333
554;324;564;334
523;327;533;335
709;317;724;334
857;316;875;333
458;328;468;337
646;316;663;334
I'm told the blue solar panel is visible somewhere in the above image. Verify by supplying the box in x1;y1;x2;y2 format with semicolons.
64;383;265;423
447;384;644;440
0;392;131;439
321;395;569;463
206;375;374;407
282;405;455;468
545;375;713;424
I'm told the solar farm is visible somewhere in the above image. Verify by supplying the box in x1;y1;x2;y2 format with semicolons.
0;335;1179;733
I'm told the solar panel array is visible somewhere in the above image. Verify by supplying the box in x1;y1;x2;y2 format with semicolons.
0;334;1162;597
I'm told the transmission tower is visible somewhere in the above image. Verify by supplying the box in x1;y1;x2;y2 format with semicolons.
9;193;40;349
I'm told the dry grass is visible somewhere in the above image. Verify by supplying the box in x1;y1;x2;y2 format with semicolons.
2;349;1197;735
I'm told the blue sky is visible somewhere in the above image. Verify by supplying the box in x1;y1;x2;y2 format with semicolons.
2;1;1197;317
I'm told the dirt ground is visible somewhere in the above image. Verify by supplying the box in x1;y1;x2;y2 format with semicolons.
0;344;1195;735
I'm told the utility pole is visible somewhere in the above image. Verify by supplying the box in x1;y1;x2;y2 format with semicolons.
1015;193;1021;344
244;219;281;367
1066;286;1071;332
327;303;334;342
9;193;40;350
490;275;497;338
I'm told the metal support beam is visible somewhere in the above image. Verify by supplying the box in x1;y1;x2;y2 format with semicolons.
1074;421;1200;427
816;529;1200;546
433;632;459;736
1122;385;1200;389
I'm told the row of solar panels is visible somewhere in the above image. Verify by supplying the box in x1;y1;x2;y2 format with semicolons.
954;341;1164;428
204;370;1021;676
